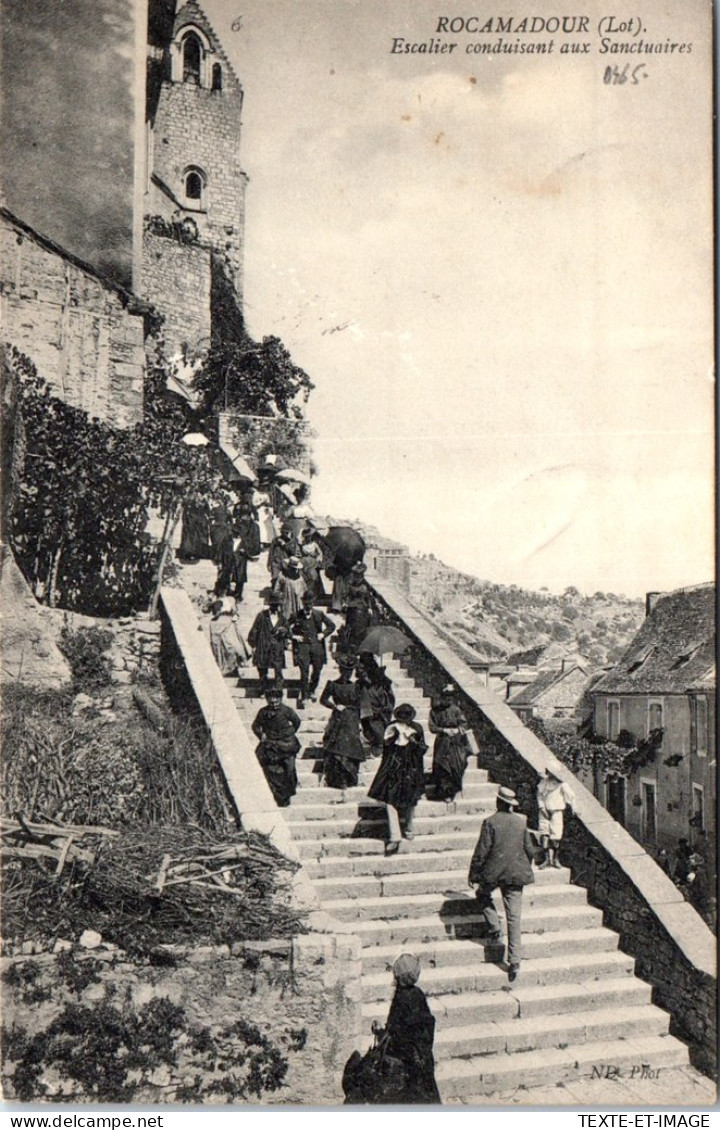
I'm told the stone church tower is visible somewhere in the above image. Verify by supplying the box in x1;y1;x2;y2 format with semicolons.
143;0;247;358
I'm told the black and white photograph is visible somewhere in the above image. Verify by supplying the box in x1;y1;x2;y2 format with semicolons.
0;0;716;1114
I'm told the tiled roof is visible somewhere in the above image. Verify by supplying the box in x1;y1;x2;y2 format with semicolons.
505;671;537;686
507;664;588;707
686;663;716;693
591;584;715;695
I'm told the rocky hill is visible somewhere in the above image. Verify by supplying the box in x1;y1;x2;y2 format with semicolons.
322;518;645;668
404;555;644;668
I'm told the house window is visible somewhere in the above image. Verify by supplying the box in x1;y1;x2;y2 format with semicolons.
212;63;223;91
641;778;657;842
183;33;202;84
695;696;708;755
607;700;620;741
648;700;663;734
692;784;705;831
183;167;206;208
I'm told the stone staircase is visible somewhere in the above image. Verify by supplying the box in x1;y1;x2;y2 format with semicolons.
190;554;692;1103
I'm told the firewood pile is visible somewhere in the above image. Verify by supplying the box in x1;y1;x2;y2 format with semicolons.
1;825;307;954
1;813;118;876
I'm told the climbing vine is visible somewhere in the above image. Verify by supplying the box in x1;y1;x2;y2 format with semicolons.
3;322;315;615
527;718;664;779
4;345;214;614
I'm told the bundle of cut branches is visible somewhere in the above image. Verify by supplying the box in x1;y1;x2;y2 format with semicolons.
1;813;118;875
1;826;306;955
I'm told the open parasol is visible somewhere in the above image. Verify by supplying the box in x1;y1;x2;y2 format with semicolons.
323;526;366;572
275;467;311;486
358;626;412;656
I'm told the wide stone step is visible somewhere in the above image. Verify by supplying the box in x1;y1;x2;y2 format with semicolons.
313;865;569;901
291;779;493;802
433;1003;669;1061
361;975;652;1027
303;849;558;879
436;1034;688;1100
297;831;485;860
351;902;604;947
360;927;618;973
294;768;490;791
321;884;589;922
284;794;495;823
283;811;492;840
361;950;635;1003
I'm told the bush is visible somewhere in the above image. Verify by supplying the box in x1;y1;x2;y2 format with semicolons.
58;626;113;694
2;993;295;1103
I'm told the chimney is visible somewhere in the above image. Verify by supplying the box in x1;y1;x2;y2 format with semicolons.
561;659;570;674
645;592;661;617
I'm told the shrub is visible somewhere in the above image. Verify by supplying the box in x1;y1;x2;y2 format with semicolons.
2;996;294;1103
58;626;113;694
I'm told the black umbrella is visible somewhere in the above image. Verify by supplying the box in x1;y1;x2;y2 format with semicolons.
359;626;412;656
323;526;366;573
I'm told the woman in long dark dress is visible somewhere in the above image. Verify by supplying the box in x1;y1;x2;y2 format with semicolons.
209;499;233;564
234;502;262;560
368;704;427;853
251;686;301;807
319;661;366;789
428;684;472;802
215;504;260;600
358;656;395;756
341;565;375;651
376;953;441;1104
178;500;211;561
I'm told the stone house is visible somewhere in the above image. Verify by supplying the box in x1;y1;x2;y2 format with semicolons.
507;661;593;724
589;584;716;859
1;0;146;293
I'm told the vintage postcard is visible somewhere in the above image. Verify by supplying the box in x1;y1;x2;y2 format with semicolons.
0;0;715;1116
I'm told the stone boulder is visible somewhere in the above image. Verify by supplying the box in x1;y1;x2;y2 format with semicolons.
0;546;71;688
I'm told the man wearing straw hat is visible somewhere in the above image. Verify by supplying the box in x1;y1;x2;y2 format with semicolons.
468;785;535;982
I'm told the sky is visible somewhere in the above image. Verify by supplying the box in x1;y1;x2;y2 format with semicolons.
205;0;714;597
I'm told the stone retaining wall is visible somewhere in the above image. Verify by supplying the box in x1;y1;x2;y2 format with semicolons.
368;570;717;1077
1;934;361;1104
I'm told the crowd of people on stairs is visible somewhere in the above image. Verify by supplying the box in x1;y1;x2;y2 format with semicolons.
185;455;588;1105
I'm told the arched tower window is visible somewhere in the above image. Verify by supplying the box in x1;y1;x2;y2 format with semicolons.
212;63;222;91
182;33;202;84
183;166;207;208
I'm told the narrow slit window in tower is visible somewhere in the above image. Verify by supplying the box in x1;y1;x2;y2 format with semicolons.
212;63;222;91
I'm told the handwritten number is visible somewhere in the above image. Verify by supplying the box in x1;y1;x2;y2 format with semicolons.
604;63;647;86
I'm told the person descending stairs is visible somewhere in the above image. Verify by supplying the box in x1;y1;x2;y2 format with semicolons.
184;550;696;1104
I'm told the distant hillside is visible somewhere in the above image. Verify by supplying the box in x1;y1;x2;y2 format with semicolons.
322;518;645;668
405;555;644;667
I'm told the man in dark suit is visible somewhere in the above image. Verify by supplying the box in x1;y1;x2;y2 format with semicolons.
288;592;336;709
468;785;536;982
